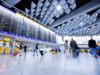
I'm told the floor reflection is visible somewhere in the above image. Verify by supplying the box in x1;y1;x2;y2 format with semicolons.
0;52;100;75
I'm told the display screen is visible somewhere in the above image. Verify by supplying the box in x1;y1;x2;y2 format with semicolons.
0;6;56;43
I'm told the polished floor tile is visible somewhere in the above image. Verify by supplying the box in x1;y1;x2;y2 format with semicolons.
0;52;100;75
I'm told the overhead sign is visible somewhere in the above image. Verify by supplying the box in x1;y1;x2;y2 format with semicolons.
4;38;10;42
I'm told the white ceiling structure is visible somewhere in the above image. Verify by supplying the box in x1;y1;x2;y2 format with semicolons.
1;0;100;36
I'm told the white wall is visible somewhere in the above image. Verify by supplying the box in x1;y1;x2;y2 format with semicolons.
56;35;64;44
64;36;100;44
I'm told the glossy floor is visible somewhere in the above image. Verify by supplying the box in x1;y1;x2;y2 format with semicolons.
0;52;100;75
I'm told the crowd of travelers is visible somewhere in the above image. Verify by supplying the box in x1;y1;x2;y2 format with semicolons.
15;37;100;58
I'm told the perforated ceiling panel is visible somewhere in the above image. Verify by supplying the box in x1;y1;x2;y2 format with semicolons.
1;0;100;36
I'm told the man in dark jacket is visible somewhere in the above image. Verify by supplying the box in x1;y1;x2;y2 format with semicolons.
70;38;78;58
88;38;97;58
24;45;27;54
88;38;97;48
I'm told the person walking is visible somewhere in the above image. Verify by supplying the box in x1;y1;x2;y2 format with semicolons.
64;40;68;53
88;38;97;58
33;43;38;56
24;45;27;54
19;45;23;56
70;38;78;58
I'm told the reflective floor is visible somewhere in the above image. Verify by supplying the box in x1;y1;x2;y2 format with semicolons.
0;52;100;75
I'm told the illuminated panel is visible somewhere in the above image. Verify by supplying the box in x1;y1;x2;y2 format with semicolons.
4;38;10;42
16;13;51;32
0;5;56;43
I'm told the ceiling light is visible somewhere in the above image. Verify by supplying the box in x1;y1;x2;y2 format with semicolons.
79;22;84;26
56;5;62;11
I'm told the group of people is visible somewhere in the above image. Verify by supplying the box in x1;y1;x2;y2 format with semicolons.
19;45;27;55
18;37;100;58
33;43;44;56
19;43;44;56
65;37;100;58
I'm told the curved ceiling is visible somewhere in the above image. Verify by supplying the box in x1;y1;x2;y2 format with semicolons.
1;0;100;36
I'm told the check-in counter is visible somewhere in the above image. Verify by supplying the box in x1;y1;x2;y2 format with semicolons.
4;47;10;54
0;46;2;54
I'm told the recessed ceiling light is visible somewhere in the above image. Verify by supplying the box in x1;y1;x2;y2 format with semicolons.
79;22;84;26
56;5;62;11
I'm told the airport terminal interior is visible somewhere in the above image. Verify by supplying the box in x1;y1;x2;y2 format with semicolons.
0;0;100;75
